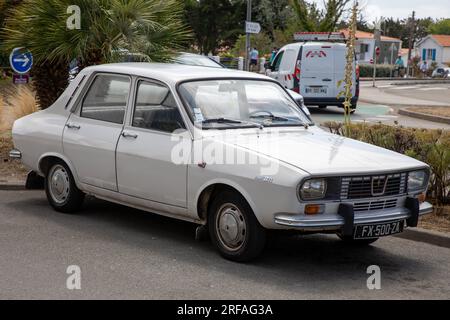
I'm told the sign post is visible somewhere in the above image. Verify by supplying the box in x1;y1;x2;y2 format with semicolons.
9;47;33;84
245;0;252;71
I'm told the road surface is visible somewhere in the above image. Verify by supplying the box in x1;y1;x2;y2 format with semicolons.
0;190;449;299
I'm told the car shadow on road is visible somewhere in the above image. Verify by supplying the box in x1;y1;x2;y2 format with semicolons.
6;192;431;293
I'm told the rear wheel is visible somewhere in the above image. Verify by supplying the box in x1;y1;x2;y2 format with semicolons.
338;234;379;246
318;105;327;109
208;191;266;262
45;161;84;213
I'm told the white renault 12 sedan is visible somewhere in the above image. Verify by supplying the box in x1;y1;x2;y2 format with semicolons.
11;63;433;261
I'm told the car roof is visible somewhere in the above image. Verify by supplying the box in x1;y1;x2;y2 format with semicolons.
283;42;347;49
82;63;270;85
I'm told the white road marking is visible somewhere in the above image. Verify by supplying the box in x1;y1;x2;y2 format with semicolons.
417;87;448;91
390;86;419;90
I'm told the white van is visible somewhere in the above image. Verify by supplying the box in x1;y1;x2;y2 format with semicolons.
267;32;359;110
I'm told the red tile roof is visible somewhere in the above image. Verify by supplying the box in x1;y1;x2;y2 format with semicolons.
430;35;450;47
339;29;402;42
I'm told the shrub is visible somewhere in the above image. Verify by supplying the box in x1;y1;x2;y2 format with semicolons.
0;85;39;133
359;64;395;78
324;122;450;205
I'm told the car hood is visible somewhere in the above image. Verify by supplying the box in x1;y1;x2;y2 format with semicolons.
210;127;426;175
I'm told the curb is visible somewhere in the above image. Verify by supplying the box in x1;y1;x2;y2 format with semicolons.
396;228;450;249
0;182;26;190
358;98;449;109
398;108;450;125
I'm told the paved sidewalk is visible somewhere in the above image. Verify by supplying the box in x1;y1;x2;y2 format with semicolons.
360;85;450;107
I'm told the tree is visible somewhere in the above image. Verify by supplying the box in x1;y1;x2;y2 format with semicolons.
290;0;351;32
2;0;190;108
429;19;450;35
183;0;245;54
253;0;292;39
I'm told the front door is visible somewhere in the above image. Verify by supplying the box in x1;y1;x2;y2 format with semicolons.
116;79;190;208
63;73;131;191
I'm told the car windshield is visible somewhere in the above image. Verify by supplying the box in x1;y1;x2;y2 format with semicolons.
178;80;313;129
174;54;223;68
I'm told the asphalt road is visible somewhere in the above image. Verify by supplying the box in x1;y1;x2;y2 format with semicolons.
1;190;449;300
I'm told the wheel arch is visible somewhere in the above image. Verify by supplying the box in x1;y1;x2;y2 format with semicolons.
38;153;81;188
195;180;259;224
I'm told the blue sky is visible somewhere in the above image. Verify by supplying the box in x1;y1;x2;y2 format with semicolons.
311;0;450;22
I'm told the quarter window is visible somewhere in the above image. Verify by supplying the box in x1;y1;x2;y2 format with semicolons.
272;51;284;71
132;81;185;133
81;74;130;124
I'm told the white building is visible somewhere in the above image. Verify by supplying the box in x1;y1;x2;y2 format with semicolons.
415;35;450;66
340;29;402;65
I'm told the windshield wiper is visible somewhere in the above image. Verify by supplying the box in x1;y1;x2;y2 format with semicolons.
201;118;264;129
250;114;291;122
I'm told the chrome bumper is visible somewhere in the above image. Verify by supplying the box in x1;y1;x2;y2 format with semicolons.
274;202;433;231
9;149;22;159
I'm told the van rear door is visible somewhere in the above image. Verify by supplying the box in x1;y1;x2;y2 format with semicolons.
300;44;335;98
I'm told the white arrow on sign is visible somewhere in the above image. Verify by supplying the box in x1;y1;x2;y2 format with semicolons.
246;21;261;34
14;56;30;67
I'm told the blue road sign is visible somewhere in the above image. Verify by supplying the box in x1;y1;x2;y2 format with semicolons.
9;47;33;74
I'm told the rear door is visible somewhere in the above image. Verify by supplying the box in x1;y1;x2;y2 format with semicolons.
300;44;335;98
63;73;130;191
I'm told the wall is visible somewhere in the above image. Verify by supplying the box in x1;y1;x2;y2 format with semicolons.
417;37;443;64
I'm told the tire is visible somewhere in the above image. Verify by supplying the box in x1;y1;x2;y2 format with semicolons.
45;161;85;214
208;190;266;262
318;105;327;109
337;234;379;246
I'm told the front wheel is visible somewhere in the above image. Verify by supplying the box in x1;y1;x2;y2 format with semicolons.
338;234;379;246
208;191;266;262
45;161;85;214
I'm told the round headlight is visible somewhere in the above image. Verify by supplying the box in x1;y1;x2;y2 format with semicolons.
300;178;327;200
408;170;428;192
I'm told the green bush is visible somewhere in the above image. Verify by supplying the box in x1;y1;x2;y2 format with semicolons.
324;122;450;205
359;64;395;78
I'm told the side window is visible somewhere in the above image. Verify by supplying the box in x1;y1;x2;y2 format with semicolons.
272;51;284;71
81;74;130;124
280;49;297;71
132;81;185;133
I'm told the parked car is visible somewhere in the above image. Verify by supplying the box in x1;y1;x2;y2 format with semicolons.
266;32;359;111
10;64;432;261
432;67;450;78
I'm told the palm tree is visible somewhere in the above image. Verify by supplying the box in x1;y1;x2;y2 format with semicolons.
2;0;191;109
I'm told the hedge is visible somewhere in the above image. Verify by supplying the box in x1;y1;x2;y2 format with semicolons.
359;64;395;78
323;122;450;205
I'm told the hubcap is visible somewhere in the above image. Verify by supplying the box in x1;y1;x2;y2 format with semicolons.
216;203;246;251
49;165;70;204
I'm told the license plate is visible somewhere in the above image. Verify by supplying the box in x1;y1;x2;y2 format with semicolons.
305;87;327;94
354;220;404;240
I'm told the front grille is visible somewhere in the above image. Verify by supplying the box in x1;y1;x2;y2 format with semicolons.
341;173;407;200
353;199;398;212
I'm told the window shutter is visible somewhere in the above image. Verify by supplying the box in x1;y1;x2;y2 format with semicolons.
422;49;426;61
432;49;436;61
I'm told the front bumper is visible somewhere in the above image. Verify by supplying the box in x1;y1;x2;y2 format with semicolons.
274;201;433;232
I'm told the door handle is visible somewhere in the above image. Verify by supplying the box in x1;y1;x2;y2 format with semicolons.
322;78;332;82
121;132;138;139
66;123;81;130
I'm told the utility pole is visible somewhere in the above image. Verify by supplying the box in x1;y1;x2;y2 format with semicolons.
245;0;252;71
407;10;416;78
373;19;382;87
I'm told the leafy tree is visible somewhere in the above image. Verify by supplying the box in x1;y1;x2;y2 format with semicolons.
429;19;450;35
290;0;350;32
253;0;292;39
183;0;245;54
2;0;190;108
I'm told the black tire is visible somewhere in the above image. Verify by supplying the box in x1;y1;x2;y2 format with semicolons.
208;190;266;262
45;160;85;214
338;234;379;246
318;105;328;109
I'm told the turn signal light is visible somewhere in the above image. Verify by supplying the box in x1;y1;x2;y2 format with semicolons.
305;204;324;215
